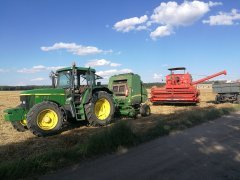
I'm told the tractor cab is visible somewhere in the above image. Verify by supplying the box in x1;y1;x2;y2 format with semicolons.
50;66;104;105
51;66;101;91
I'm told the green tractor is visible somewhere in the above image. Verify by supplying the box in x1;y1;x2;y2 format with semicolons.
4;64;115;137
108;73;150;118
4;65;150;137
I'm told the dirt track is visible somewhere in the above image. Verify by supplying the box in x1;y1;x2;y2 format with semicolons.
42;112;240;180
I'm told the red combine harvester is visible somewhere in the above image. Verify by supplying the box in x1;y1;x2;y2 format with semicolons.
150;67;227;105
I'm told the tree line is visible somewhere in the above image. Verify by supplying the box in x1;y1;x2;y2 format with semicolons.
0;83;165;91
0;86;52;91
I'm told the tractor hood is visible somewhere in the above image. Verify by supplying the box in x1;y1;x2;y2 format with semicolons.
20;88;65;96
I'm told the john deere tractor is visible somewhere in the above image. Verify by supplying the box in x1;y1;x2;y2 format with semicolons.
4;65;151;137
4;64;115;137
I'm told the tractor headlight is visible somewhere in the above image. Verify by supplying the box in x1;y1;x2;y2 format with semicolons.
20;96;28;108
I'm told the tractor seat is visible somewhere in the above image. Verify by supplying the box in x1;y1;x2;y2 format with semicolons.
79;85;88;93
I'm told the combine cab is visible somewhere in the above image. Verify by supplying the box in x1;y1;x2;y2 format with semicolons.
151;67;227;105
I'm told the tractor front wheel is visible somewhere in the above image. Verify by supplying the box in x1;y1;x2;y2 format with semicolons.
85;91;115;126
11;120;28;132
140;104;151;117
27;101;63;137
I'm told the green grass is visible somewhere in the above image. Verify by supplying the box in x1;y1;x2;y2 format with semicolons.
0;105;239;179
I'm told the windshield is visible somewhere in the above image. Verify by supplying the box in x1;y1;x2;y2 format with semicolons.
80;74;88;85
54;70;96;89
57;71;71;88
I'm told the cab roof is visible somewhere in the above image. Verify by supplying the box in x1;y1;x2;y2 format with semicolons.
168;67;186;71
56;67;96;73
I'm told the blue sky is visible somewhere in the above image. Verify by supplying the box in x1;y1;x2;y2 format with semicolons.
0;0;240;85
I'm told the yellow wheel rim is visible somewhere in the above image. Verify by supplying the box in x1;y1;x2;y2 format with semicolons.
94;98;111;120
20;119;27;126
37;109;58;130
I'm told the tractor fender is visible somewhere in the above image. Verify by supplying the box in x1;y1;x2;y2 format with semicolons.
92;87;113;95
81;87;113;107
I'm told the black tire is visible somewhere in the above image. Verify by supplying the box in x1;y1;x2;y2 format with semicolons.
140;104;151;117
27;101;63;137
85;91;115;126
10;105;28;132
11;121;28;132
237;95;240;104
215;94;221;104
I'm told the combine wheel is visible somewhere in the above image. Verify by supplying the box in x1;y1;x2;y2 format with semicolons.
85;91;115;126
27;101;63;137
140;104;151;117
11;120;28;132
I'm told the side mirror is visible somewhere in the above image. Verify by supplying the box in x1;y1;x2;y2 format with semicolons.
49;71;57;88
97;82;101;86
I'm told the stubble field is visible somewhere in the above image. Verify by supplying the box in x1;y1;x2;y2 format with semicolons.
0;89;235;163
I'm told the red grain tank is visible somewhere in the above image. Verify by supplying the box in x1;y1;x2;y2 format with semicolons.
150;67;227;105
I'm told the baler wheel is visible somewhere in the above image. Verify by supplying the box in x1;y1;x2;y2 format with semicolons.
85;91;115;126
11;120;28;132
140;104;151;117
27;101;63;137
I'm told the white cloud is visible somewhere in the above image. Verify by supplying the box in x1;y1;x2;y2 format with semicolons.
153;73;163;79
17;65;65;73
113;1;222;39
85;59;122;67
110;63;121;67
85;59;110;67
136;25;148;31
96;69;132;78
150;1;212;26
203;9;240;25
30;78;46;82
113;15;148;32
0;69;9;73
208;1;223;7
150;25;173;39
41;42;112;56
149;1;221;39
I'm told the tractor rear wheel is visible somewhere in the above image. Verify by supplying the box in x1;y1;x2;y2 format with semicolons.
140;104;151;117
27;101;63;137
11;120;28;132
85;91;115;126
